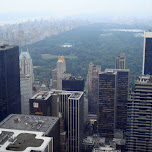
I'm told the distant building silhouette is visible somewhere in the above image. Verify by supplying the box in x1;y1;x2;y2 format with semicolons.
115;53;125;69
142;31;152;75
0;45;21;122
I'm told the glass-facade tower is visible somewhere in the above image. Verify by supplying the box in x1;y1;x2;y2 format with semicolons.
0;45;21;122
142;31;152;75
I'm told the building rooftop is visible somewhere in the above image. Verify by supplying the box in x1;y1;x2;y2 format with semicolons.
57;56;65;63
69;92;84;99
136;75;152;84
92;145;120;152
20;51;31;59
105;69;130;72
0;114;59;135
0;45;17;51
31;90;84;101
63;76;83;81
31;91;51;100
0;128;52;152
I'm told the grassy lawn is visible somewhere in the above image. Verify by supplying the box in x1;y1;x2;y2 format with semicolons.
41;54;77;59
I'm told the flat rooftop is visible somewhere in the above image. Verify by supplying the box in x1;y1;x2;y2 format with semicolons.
0;114;59;135
31;91;51;100
63;76;83;81
69;92;83;99
0;129;52;152
31;90;84;100
0;45;17;51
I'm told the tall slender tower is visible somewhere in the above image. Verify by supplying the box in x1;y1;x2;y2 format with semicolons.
0;45;21;122
20;49;34;114
86;62;101;114
142;31;152;75
115;53;125;69
57;56;66;90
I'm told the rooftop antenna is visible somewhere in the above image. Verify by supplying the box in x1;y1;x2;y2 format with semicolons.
27;48;29;53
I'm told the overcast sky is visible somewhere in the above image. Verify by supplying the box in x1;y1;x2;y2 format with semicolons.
0;0;152;17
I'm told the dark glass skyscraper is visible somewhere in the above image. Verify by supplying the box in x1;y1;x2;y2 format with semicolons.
0;45;21;122
62;76;84;91
98;69;129;138
142;31;152;75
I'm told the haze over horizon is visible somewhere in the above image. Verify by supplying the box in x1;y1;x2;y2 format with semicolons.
0;0;152;21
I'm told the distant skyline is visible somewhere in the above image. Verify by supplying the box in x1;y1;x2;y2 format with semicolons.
0;0;152;18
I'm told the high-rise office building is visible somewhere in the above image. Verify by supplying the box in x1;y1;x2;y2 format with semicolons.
0;45;21;122
98;69;129;138
30;90;84;152
86;62;101;114
62;76;84;91
29;91;59;117
20;50;34;115
52;68;57;89
105;69;129;130
115;53;125;69
52;56;71;90
57;56;66;90
20;49;34;82
126;75;152;152
68;92;84;152
142;31;152;75
98;71;116;138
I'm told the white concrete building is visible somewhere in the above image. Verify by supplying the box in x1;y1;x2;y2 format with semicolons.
19;50;34;114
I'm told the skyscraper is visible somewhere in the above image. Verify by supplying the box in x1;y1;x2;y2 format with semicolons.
29;91;59;117
115;53;125;69
68;92;84;152
20;50;34;114
98;69;129;138
20;49;34;82
126;75;152;152
105;69;129;130
0;45;21;122
62;76;84;91
98;71;116;138
86;62;101;114
52;56;71;90
142;31;152;75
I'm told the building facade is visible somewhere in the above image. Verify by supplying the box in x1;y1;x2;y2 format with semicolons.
68;92;84;152
98;71;117;138
19;49;34;81
98;69;129;138
115;53;125;69
0;45;21;122
86;62;101;114
52;56;71;90
62;76;84;91
142;31;152;75
20;50;34;114
29;91;59;117
126;75;152;152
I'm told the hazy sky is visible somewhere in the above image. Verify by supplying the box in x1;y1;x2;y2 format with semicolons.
0;0;152;17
